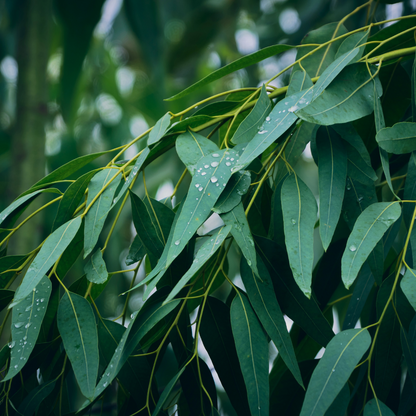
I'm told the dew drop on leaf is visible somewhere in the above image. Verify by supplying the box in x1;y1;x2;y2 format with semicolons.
211;162;219;167
175;240;180;246
211;176;218;183
349;245;357;252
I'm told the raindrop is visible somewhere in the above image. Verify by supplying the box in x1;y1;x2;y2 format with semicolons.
14;322;24;329
201;172;206;176
8;341;15;349
349;245;357;252
175;240;180;246
25;305;32;312
212;153;220;157
265;116;271;122
258;130;268;135
358;196;363;202
211;162;219;167
40;298;44;303
346;185;351;191
211;176;218;183
25;323;32;329
195;184;200;188
226;162;231;166
204;164;209;168
23;336;27;341
247;259;252;266
288;105;298;113
230;158;234;161
291;219;296;224
14;365;18;369
198;186;203;191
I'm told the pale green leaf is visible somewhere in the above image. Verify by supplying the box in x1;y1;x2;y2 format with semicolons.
287;70;313;96
4;275;51;380
300;329;371;416
376;122;416;154
231;293;269;416
297;63;383;126
324;383;350;416
222;202;258;276
57;292;99;400
281;174;317;298
400;267;416;311
176;131;219;175
147;112;171;146
335;30;369;62
342;202;401;289
364;399;395;416
233;87;314;173
166;44;293;101
84;250;108;284
316;126;347;251
231;85;271;145
240;256;302;387
10;217;82;308
84;169;121;258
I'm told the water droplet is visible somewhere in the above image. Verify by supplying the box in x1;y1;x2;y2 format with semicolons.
291;219;296;225
282;110;286;113
23;336;27;341
258;130;268;135
175;240;180;246
198;186;203;191
358;196;363;202
288;105;298;113
25;305;32;312
8;341;15;349
40;298;44;303
14;322;24;329
346;185;351;191
25;323;32;329
201;172;206;176
247;259;252;266
265;116;271;122
204;164;209;168
195;184;200;188
103;382;108;387
14;365;18;369
211;176;218;183
226;157;230;160
349;245;357;252
212;153;220;157
226;162;231;166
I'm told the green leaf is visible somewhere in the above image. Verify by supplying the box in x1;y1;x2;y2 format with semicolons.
324;383;350;416
26;150;113;194
4;275;51;380
69;274;108;301
281;174;317;298
413;54;416;121
233;87;314;173
400;267;416;311
152;367;186;416
166;149;238;265
294;22;348;77
297;63;383;126
84;249;108;284
240;256;302;387
222;203;258;276
166;44;293;101
231;292;269;416
0;188;61;228
84;169;121;258
376;122;416;154
194;100;241;117
300;329;371;416
342;202;401;289
52;170;98;231
148;112;171;146
344;141;378;185
231;85;271;145
162;225;231;304
312;48;360;100
335;30;369;62
125;235;146;266
316;126;347;251
57;291;99;400
10;217;82;308
200;297;250;415
364;399;395;416
17;379;56;416
0;290;13;312
287;70;314;96
401;327;416;394
212;170;251;214
176;131;219;175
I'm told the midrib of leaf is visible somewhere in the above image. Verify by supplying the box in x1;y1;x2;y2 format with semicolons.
322;128;335;242
294;174;305;288
91;170;114;230
346;202;397;282
309;328;367;416
20;290;36;359
146;197;166;245
190;130;205;157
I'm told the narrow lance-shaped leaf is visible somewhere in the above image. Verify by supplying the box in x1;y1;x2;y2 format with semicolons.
176;131;219;176
10;217;82;308
240;256;303;387
316;126;347;251
344;141;378;185
84;168;121;258
300;329;371;416
342;202;401;289
400;327;416;394
166;149;238;265
57;292;99;400
166;44;293;101
334;30;369;62
84;249;108;284
147;112;170;146
231;85;271;145
400;267;416;311
4;275;51;381
231;293;269;416
222;202;258;276
413;53;416;121
281;174;317;298
297;63;383;126
287;70;313;96
161;225;231;304
233;87;314;173
364;399;396;416
376;122;416;154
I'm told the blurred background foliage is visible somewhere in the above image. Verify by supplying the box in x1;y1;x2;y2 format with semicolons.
0;1;415;411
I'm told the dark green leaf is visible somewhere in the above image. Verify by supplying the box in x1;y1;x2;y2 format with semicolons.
84;169;121;258
84;249;108;284
231;292;269;416
11;217;82;308
344;141;378;185
231;85;271;145
297;64;383;125
364;398;395;416
125;235;146;266
176;131;219;175
148;112;171;146
0;289;13;312
401;327;416;394
57;291;99;400
281;174;317;298
342;202;401;289
400;267;416;311
240;256;302;387
300;329;371;416
167;45;293;101
316;126;347;250
17;379;56;416
335;30;369;62
4;275;51;380
325;383;350;416
376;122;416;154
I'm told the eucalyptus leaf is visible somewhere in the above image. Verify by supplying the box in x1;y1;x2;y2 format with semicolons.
400;267;416;311
376;122;416;154
84;249;108;284
364;399;395;416
147;112;170;146
335;30;369;62
287;70;313;96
